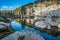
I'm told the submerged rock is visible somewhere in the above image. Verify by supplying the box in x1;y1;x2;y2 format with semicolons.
45;17;58;26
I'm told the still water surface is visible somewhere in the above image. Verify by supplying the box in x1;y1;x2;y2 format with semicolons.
11;21;60;40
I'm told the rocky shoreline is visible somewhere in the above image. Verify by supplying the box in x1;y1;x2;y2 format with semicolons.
27;23;60;36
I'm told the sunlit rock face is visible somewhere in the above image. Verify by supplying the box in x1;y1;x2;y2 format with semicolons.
58;24;60;31
11;21;22;31
47;10;60;26
58;24;60;29
26;18;30;23
25;4;60;16
35;10;60;27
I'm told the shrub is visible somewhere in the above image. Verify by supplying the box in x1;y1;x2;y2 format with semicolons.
52;15;60;18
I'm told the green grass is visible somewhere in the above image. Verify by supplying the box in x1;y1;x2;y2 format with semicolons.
52;15;60;18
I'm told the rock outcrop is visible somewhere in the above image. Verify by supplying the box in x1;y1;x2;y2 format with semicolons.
0;22;12;32
2;30;45;40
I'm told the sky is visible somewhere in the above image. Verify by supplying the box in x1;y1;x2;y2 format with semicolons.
0;0;36;10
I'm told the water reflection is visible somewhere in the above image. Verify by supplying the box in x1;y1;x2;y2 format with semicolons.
11;21;22;31
11;21;60;40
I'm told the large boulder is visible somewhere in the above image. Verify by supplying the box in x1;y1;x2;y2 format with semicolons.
45;17;58;26
0;22;10;27
35;20;51;29
0;22;12;32
30;19;35;24
35;21;47;29
0;25;6;29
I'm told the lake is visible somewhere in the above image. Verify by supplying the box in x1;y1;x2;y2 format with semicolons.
11;21;60;40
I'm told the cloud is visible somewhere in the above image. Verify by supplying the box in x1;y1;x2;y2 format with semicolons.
1;6;14;10
2;6;8;10
2;6;8;9
9;6;13;9
9;6;13;10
